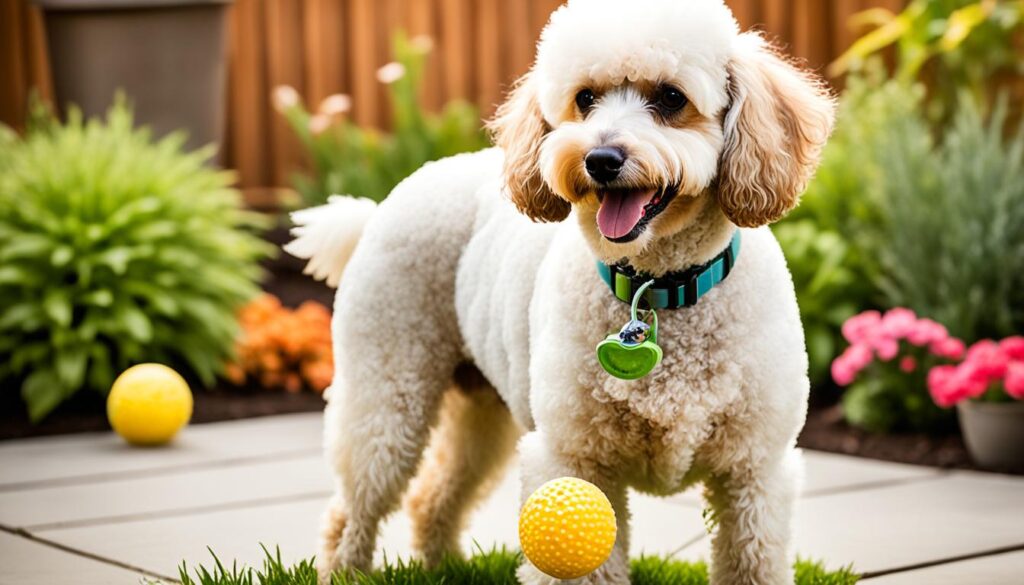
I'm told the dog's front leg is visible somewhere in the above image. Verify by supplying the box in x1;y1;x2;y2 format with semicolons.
704;449;801;585
515;431;631;585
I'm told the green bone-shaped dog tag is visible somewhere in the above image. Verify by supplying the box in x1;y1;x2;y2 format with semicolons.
597;281;663;380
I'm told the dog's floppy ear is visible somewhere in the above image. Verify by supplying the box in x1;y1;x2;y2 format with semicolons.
488;71;570;223
717;33;835;227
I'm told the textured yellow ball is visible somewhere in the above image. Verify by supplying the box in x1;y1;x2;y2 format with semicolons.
107;364;192;445
519;477;617;579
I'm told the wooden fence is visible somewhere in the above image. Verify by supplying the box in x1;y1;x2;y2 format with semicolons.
2;0;905;193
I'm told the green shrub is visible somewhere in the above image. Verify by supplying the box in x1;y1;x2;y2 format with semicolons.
0;99;272;421
866;95;1024;343
277;32;490;206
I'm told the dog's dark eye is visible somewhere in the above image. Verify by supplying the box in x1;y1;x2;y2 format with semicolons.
575;89;596;113
656;86;688;112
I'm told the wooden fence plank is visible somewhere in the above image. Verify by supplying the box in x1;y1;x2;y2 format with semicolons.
439;0;472;101
265;0;307;185
303;0;348;106
226;0;271;187
347;0;381;127
474;0;501;116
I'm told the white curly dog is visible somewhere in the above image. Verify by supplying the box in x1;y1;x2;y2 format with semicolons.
287;0;835;583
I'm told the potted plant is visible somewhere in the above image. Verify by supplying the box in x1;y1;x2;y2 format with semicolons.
34;0;231;157
928;338;1024;472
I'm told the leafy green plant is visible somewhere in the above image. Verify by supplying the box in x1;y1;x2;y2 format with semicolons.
0;98;272;421
276;32;490;206
866;95;1024;343
830;0;1023;122
177;546;859;585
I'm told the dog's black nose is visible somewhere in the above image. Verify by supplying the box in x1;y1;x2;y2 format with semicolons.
585;147;625;183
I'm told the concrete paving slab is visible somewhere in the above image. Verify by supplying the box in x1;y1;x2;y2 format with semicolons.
0;413;323;490
0;453;330;529
0;531;145;585
669;450;939;507
677;471;1024;575
866;549;1024;584
38;464;705;577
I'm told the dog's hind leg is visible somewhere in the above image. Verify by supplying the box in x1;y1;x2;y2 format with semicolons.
404;365;521;566
317;324;460;580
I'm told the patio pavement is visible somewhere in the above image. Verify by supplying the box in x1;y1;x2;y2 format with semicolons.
1;412;1022;584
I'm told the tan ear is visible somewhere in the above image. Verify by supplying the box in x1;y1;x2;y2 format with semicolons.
717;33;836;227
487;71;570;223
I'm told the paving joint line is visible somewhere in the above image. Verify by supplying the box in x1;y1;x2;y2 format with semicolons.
25;489;334;532
660;471;952;521
802;469;950;499
0;523;179;583
858;542;1024;580
0;448;322;493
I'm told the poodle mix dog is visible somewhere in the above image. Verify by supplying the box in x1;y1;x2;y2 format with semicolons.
287;0;834;583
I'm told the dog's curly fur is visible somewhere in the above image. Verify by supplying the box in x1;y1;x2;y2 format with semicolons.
287;1;835;583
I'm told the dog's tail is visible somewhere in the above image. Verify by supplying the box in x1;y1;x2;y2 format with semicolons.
284;195;377;287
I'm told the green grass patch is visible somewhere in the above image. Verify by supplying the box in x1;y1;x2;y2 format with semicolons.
177;546;859;584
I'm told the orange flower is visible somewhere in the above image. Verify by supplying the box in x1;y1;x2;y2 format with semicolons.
226;293;334;393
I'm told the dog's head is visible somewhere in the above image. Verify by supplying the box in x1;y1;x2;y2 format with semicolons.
489;0;835;257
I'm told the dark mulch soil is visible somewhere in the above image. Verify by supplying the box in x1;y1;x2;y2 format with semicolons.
0;385;325;441
262;223;335;308
797;404;977;471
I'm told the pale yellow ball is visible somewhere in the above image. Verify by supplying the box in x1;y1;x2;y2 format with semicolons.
107;364;193;445
519;477;617;580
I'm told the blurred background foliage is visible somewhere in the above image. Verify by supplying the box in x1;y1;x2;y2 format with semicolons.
276;33;489;206
830;0;1023;123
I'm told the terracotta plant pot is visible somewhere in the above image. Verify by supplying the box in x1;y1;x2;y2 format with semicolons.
957;400;1024;473
35;0;231;158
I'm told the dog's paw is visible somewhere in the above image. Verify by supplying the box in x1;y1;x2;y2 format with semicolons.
516;562;561;585
516;560;630;585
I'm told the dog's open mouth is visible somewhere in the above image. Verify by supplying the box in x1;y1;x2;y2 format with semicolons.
596;185;677;242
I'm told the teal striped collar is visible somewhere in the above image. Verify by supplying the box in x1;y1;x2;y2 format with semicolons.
596;231;741;310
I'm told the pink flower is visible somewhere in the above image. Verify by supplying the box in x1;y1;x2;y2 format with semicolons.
928;365;963;407
957;362;991;399
1006;362;1024;400
845;344;873;370
999;336;1024;362
930;337;965;360
842;311;882;345
900;356;917;372
880;308;917;339
872;335;900;361
965;340;1009;382
907;319;948;346
831;355;858;386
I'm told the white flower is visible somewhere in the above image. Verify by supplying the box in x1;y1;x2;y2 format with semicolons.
376;62;406;84
318;94;352;116
410;35;434;54
272;85;300;112
308;114;332;135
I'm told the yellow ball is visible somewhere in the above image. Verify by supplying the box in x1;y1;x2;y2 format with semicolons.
107;364;192;445
519;477;617;579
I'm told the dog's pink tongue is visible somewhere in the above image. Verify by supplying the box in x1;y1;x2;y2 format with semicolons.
596;189;658;239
